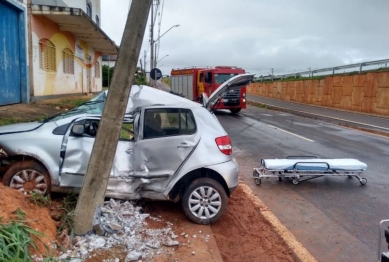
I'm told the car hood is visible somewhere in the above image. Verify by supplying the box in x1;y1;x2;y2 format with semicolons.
0;122;43;135
203;73;255;110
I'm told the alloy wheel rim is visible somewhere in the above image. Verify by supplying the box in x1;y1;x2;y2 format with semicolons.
188;186;222;219
10;169;48;195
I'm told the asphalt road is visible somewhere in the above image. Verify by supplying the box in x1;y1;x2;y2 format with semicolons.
215;105;389;262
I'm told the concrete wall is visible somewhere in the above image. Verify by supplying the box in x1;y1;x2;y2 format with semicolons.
247;71;389;116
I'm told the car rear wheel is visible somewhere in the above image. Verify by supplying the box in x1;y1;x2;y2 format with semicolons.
182;178;228;224
2;161;51;195
230;108;241;114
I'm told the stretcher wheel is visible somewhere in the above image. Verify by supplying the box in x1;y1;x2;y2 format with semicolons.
292;178;299;185
255;178;261;185
359;178;367;185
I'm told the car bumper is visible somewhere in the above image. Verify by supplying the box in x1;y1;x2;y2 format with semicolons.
207;158;239;194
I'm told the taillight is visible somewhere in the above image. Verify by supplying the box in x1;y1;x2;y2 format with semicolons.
215;136;232;155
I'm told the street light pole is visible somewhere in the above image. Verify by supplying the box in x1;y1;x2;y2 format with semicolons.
156;54;169;67
153;24;179;67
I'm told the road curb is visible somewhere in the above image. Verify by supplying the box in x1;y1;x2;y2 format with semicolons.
240;182;317;262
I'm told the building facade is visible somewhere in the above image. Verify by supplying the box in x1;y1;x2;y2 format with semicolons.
0;0;118;106
30;0;118;100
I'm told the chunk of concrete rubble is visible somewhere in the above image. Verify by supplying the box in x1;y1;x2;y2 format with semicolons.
93;224;105;236
56;200;180;261
90;237;106;249
107;222;122;231
125;251;142;261
163;238;179;247
146;239;161;249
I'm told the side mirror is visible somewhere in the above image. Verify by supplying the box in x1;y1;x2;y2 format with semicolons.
71;124;85;136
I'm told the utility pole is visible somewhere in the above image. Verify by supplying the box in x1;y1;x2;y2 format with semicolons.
150;1;154;72
271;68;274;81
73;0;152;235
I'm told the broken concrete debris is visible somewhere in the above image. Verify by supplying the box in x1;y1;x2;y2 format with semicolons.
57;199;180;261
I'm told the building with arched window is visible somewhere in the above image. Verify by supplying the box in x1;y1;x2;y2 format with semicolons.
0;0;117;105
29;0;117;99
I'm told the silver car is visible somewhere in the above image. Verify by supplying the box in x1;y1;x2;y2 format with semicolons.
0;74;254;224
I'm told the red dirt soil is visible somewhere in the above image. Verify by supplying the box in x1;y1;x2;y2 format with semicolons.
0;184;57;257
210;182;297;262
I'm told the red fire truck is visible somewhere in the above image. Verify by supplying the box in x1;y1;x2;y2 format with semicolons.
170;66;247;113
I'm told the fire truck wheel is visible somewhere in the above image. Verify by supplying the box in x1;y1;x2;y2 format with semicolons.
230;108;241;114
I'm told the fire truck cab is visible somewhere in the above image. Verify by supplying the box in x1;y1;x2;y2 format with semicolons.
171;66;247;114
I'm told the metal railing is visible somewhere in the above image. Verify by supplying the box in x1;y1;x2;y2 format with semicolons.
257;58;389;82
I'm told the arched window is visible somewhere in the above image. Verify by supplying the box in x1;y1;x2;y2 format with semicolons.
39;39;56;72
63;48;74;74
86;3;92;17
95;61;100;78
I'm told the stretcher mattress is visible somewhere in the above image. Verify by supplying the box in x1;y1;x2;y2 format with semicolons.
261;159;367;171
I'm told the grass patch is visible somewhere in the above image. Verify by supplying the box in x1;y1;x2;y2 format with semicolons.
0;208;47;261
29;192;52;207
0;118;20;127
57;193;78;234
42;98;91;110
247;101;268;109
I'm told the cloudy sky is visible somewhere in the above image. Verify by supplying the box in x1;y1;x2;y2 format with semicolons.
101;0;389;77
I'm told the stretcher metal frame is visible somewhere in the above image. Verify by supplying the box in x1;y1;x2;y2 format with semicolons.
252;156;367;186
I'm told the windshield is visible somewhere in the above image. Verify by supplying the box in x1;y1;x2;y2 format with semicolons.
42;92;107;122
214;73;239;84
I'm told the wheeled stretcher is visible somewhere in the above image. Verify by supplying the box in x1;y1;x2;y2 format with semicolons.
252;156;367;185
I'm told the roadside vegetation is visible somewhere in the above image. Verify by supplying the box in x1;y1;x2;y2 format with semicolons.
0;208;49;261
255;67;389;83
39;97;91;110
0;117;20;127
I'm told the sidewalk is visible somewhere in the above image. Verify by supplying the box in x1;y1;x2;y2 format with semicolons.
247;95;389;136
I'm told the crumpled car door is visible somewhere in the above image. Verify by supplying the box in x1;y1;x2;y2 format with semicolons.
131;107;200;192
59;117;135;194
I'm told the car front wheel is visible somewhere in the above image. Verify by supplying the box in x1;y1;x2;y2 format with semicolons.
2;161;51;195
182;178;228;224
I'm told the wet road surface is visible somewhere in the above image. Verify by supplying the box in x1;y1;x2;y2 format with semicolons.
216;105;389;262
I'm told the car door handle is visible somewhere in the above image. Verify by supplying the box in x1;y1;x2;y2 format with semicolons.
177;143;191;149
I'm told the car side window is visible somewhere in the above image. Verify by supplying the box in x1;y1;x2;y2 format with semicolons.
143;108;196;139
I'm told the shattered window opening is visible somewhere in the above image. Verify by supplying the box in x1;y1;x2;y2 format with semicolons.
143;108;196;139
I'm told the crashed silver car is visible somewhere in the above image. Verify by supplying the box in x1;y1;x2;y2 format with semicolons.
0;74;254;224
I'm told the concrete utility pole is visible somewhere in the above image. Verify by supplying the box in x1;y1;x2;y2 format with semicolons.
73;0;152;235
150;1;154;72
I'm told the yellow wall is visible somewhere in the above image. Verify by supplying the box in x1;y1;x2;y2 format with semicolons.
247;71;389;116
31;15;102;97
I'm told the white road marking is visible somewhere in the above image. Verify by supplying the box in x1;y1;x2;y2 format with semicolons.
237;113;244;117
267;124;315;142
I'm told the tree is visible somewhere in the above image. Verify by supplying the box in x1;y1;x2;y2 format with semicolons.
134;67;147;85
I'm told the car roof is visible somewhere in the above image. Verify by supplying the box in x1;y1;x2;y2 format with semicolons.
124;85;202;113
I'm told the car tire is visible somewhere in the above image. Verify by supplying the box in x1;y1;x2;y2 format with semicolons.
230;108;241;114
2;160;51;195
182;178;228;224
